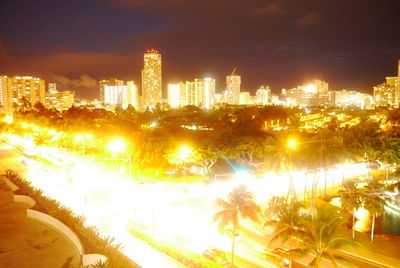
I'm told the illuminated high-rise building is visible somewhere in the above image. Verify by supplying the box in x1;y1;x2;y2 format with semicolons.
99;78;124;104
0;76;10;114
239;92;252;105
284;80;332;107
255;85;271;105
168;83;186;108
127;81;139;110
142;49;162;109
398;59;400;78
203;78;215;109
225;73;241;104
48;82;57;93
0;75;45;114
374;83;398;107
104;80;138;109
45;90;75;111
373;61;400;108
334;90;373;109
185;78;215;109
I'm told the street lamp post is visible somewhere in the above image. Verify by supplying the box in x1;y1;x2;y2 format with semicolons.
75;134;92;155
107;139;131;177
176;146;193;188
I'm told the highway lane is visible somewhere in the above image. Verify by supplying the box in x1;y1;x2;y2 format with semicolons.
0;144;279;268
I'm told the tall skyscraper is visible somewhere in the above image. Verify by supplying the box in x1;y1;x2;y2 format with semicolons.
142;49;162;109
225;73;241;105
99;78;124;104
168;83;185;108
255;85;271;105
398;59;400;78
0;75;45;114
185;78;215;109
203;78;215;109
104;80;138;109
127;81;139;110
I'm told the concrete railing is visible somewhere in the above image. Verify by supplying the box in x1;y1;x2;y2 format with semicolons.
27;209;108;267
27;209;84;254
14;195;36;208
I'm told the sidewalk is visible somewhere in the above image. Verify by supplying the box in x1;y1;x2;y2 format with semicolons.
338;228;400;268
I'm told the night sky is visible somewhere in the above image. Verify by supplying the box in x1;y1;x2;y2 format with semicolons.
1;0;400;99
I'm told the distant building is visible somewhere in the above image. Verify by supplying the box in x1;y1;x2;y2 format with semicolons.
284;80;333;107
374;82;399;107
203;78;216;109
142;49;162;109
127;81;139;110
45;90;75;111
334;90;373;109
214;93;223;104
48;82;57;94
0;75;45;114
99;78;124;105
224;74;241;104
104;80;138;109
255;86;271;105
373;60;400;108
168;83;183;108
239;92;252;105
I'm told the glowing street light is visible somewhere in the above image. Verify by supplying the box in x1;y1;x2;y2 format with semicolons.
175;146;194;187
108;139;126;155
75;134;92;155
107;139;132;177
287;139;297;149
176;146;193;163
2;115;13;124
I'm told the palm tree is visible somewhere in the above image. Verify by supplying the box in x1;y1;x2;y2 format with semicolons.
265;133;298;203
306;129;345;196
213;185;261;265
342;122;380;180
290;207;360;268
363;179;385;243
376;135;400;183
339;179;363;239
264;196;309;246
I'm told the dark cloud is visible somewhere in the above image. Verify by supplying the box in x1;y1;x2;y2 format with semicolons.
295;12;322;28
249;2;284;18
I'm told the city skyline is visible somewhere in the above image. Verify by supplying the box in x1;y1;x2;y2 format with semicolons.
1;0;400;98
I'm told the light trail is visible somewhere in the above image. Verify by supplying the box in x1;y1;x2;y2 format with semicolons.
4;133;373;267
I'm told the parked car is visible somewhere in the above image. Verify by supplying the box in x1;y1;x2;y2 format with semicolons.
203;248;230;266
264;248;290;266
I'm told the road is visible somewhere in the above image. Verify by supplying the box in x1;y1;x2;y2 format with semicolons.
0;143;282;267
0;140;380;268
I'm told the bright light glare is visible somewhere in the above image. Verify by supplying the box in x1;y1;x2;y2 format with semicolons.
288;139;297;148
108;139;126;154
304;84;317;93
176;146;193;162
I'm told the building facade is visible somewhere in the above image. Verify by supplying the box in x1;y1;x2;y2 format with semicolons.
45;90;75;111
0;75;45;114
224;75;241;104
255;86;271;105
334;90;373;109
185;78;215;109
104;80;138;109
99;78;124;104
142;49;162;109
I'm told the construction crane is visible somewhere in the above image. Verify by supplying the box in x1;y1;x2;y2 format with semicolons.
230;67;237;76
